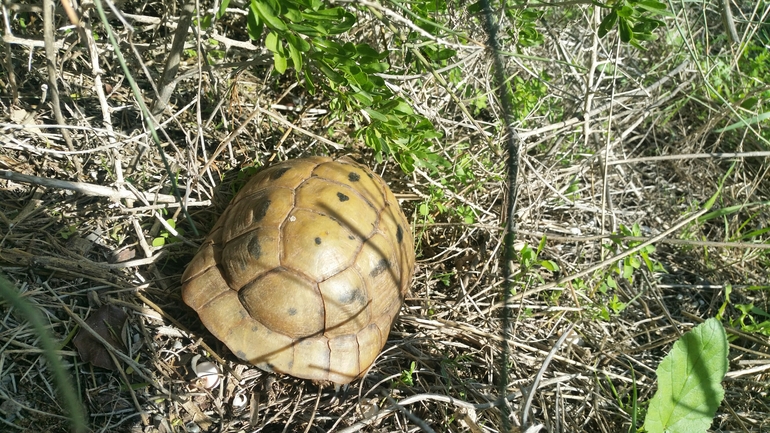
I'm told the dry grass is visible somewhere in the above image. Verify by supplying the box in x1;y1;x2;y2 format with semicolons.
1;0;769;432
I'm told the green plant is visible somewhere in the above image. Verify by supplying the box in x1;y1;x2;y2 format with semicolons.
59;224;78;240
732;303;770;336
597;0;671;49
591;223;664;320
152;219;184;247
603;367;641;433
516;237;560;298
245;0;444;172
517;239;559;275
609;223;665;284
399;360;417;387
643;318;728;433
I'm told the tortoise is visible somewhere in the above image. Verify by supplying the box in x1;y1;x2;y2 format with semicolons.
181;156;415;384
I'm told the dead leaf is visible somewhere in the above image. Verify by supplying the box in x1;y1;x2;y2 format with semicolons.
73;304;128;370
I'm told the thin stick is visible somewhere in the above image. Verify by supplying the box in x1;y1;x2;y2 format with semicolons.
1;169;185;204
42;0;82;179
607;150;770;165
153;2;194;115
521;322;576;427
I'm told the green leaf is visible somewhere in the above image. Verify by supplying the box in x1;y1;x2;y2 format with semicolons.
639;0;667;10
201;14;212;30
318;60;345;84
152;237;166;247
643;318;728;433
703;161;735;210
288;41;302;70
598;11;617;38
246;2;264;41
264;31;280;53
273;51;288;74
618;17;633;42
283;7;303;22
284;32;311;52
713;111;770;132
617;5;634;19
253;0;287;30
540;260;559;272
636;0;675;17
303;69;316;94
216;0;231;20
365;108;388;122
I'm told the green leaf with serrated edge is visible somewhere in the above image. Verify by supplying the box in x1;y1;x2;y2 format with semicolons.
643;318;728;433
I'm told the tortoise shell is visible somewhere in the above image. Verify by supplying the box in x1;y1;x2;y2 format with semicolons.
181;156;415;384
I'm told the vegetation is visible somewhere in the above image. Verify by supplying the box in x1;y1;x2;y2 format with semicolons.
0;0;768;431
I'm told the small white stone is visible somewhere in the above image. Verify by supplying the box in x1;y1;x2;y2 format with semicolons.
191;355;220;389
232;393;248;408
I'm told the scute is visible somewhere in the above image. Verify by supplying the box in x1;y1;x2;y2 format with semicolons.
239;269;324;338
295;177;378;239
181;156;415;384
281;208;360;281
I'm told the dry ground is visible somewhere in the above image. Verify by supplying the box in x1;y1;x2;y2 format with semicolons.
1;0;769;432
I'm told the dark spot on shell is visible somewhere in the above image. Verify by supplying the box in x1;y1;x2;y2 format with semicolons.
253;199;271;222
288;307;297;316
235;350;248;360
396;225;404;244
270;167;291;180
315;237;322;245
338;288;367;305
252;325;259;332
370;259;390;277
287;360;293;369
348;235;355;240
337;192;349;202
348;172;360;182
248;232;261;259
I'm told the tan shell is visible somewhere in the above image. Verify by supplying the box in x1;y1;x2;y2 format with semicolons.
181;156;415;384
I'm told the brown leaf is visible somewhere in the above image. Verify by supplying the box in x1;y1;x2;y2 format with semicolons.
73;304;128;370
